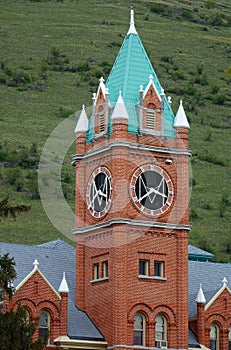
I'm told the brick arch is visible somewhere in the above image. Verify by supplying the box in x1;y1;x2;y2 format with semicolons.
12;298;35;311
37;300;59;321
127;303;153;324
153;305;176;325
147;102;156;110
206;314;226;329
14;298;36;317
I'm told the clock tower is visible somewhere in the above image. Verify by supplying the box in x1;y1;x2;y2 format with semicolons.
73;8;190;350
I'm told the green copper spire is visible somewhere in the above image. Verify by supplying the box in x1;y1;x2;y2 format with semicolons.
105;7;175;137
86;8;176;142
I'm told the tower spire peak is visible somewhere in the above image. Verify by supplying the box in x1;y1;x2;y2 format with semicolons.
127;6;137;35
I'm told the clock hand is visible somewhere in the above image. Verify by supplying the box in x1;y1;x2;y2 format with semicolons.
98;190;107;198
137;188;155;202
88;189;100;209
152;188;167;198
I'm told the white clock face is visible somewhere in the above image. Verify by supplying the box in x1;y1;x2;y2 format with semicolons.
86;166;112;218
130;164;174;216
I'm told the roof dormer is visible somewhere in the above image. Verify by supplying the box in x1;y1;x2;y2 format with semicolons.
139;75;164;134
91;77;110;137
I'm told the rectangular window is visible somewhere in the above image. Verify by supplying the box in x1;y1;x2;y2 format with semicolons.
93;263;99;280
139;260;149;276
102;261;108;278
154;261;164;277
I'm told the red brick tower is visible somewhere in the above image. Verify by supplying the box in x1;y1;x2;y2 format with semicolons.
73;8;190;350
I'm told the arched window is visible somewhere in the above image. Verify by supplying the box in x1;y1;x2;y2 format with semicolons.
228;326;231;350
155;315;167;348
134;312;146;346
210;324;219;350
39;310;50;343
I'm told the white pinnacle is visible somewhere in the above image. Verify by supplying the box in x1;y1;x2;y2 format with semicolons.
58;272;69;293
174;99;190;129
127;6;137;35
111;91;129;120
195;283;206;304
74;104;89;133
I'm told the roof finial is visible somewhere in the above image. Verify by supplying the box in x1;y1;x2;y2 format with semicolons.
127;6;137;35
222;277;228;286
33;259;39;270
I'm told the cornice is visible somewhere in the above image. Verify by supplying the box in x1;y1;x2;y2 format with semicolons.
73;218;191;235
54;336;107;350
72;141;191;165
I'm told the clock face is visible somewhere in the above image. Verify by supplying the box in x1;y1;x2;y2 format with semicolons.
130;164;174;216
86;166;112;218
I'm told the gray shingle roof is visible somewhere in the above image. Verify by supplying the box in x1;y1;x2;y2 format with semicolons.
188;328;201;348
0;239;104;341
188;260;231;318
2;239;231;345
188;245;214;260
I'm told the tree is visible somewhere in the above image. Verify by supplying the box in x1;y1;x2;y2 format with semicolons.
0;305;46;350
0;196;31;222
0;253;16;301
0;254;45;350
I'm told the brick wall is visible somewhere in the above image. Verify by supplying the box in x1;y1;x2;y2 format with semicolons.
8;270;68;347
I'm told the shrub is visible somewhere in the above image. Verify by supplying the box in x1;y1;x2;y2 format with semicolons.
210;84;219;94
190;209;198;219
161;56;174;64
76;61;90;72
205;132;212;141
181;8;194;21
198;153;225;166
213;93;226;105
46;47;70;72
204;0;216;10
150;4;166;15
209;13;223;26
55;106;74;119
171;70;185;81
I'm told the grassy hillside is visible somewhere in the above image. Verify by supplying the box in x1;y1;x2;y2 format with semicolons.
0;0;230;261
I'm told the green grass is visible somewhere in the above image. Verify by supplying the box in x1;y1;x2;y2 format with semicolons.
0;0;231;262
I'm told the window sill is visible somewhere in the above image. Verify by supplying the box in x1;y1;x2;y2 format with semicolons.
138;275;167;281
90;277;109;284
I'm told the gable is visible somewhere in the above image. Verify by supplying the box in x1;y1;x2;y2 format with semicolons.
205;286;231;315
15;268;61;300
